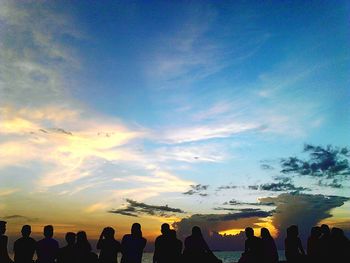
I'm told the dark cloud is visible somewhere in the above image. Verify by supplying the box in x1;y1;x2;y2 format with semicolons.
280;144;350;180
317;179;343;188
248;185;259;190
39;128;73;135
2;215;38;222
213;207;264;212
108;199;185;218
259;182;309;192
248;176;310;192
260;193;350;242
173;210;271;250
216;185;238;191
222;199;275;206
261;164;274;170
183;184;209;196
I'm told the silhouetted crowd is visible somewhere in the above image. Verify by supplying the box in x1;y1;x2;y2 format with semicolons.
238;224;350;263
1;220;349;263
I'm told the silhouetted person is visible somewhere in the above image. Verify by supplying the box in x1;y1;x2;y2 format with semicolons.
97;227;121;263
153;223;171;263
121;223;147;263
261;228;278;263
0;221;12;263
285;225;305;263
329;227;350;263
319;224;331;263
75;231;92;263
57;232;76;263
168;230;182;263
36;225;59;263
183;226;222;263
239;227;263;263
307;226;321;263
13;225;36;263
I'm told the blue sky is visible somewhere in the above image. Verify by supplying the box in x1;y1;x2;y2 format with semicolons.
0;0;349;242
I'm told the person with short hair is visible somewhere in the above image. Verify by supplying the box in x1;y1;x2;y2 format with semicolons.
13;225;37;263
0;221;12;263
239;227;263;263
153;223;171;263
57;232;76;263
36;225;59;263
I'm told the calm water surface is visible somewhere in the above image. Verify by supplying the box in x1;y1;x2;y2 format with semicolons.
140;251;286;263
10;251;286;263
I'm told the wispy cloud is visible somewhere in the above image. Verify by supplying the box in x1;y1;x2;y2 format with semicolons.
0;105;145;188
0;0;80;107
0;188;19;197
154;143;229;163
183;184;209;197
108;199;185;218
161;122;262;144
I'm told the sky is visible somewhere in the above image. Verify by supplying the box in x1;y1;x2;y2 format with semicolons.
0;0;349;250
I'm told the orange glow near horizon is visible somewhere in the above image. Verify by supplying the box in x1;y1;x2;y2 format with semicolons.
219;217;278;238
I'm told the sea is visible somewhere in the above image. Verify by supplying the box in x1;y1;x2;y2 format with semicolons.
9;251;287;263
140;251;287;263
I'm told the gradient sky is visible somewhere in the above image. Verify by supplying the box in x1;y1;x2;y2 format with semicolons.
0;0;349;247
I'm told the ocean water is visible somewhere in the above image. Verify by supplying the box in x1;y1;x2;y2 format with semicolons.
10;251;286;263
140;251;286;263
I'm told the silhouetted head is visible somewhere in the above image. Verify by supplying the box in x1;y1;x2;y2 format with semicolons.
161;223;170;235
245;227;254;239
44;225;54;238
21;225;31;238
170;229;177;239
65;232;76;246
331;227;344;239
0;221;6;235
77;231;88;243
287;225;298;238
131;223;142;238
261;228;271;239
321;224;330;236
192;226;203;238
103;227;115;239
310;226;321;238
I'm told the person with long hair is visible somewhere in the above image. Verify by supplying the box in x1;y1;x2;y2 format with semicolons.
121;223;147;263
285;225;305;263
307;226;321;263
261;228;278;263
183;226;222;263
75;231;92;263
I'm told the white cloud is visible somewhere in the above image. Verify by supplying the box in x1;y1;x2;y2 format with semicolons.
161;122;261;144
0;105;145;188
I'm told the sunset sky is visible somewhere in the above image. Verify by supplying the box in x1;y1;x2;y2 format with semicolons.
0;0;349;248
